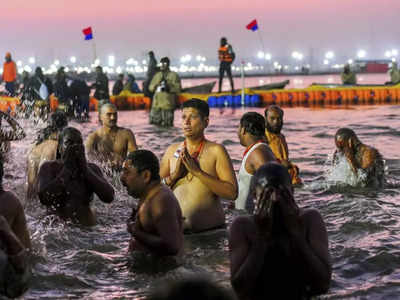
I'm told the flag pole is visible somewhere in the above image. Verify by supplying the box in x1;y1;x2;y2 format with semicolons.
92;40;97;64
256;30;266;55
241;60;245;106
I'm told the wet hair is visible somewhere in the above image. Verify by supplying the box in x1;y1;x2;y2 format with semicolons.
220;37;227;44
160;57;170;65
35;111;68;145
249;162;293;225
100;103;118;115
335;128;359;143
182;99;209;119
56;127;83;159
264;105;284;118
148;51;155;57
126;150;160;182
251;162;292;192
148;277;234;300
240;112;265;137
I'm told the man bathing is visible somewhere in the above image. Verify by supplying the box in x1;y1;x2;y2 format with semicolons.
121;150;183;256
334;127;384;187
264;105;302;185
86;103;138;170
37;127;115;226
236;112;276;212
27;111;68;200
160;99;238;233
229;163;331;300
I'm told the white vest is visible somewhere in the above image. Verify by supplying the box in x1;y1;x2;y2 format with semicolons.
235;142;267;213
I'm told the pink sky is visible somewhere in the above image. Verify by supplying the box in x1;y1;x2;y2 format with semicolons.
1;0;400;64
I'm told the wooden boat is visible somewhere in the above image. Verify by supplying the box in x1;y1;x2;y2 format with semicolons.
249;79;290;90
181;81;216;94
234;79;289;92
310;82;395;88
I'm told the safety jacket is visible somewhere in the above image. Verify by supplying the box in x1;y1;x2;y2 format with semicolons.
218;45;234;63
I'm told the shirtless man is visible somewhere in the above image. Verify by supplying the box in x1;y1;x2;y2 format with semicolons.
0;111;26;157
160;99;238;233
0;159;31;298
236;112;276;212
0;216;31;298
0;159;31;249
37;127;115;226
85;103;137;170
27;111;68;200
229;163;331;300
120;150;183;256
264;105;302;185
334;127;384;187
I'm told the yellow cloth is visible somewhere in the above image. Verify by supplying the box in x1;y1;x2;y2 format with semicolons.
149;71;181;110
341;71;357;85
265;130;302;185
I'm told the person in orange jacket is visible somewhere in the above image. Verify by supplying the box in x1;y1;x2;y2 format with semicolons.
218;37;235;93
2;52;17;96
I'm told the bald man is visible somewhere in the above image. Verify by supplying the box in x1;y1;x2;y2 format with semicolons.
86;103;138;170
264;105;302;185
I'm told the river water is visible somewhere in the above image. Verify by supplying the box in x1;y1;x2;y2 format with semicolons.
3;78;400;299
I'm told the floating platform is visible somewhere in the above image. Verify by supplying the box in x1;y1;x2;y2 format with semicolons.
1;83;400;113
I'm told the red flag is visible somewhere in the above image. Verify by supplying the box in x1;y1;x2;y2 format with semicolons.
82;27;93;40
246;19;258;31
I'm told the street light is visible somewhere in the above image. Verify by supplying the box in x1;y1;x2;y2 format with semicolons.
108;55;115;67
70;56;76;64
265;53;272;60
29;57;35;64
325;51;334;59
257;51;264;59
54;59;60;66
357;50;366;59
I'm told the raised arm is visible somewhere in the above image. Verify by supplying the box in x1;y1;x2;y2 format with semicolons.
37;161;70;207
149;72;162;93
86;163;115;203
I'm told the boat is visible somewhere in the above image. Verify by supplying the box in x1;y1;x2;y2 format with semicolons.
309;83;395;88
248;79;290;90
181;81;216;93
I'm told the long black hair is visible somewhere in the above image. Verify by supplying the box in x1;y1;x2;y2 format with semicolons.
35;112;68;145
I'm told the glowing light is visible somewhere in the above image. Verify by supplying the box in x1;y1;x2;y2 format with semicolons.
265;53;272;60
16;60;22;67
348;59;353;64
108;55;115;67
325;51;334;59
54;59;60;66
29;57;35;64
392;49;398;56
357;50;366;59
323;59;329;65
257;51;264;59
